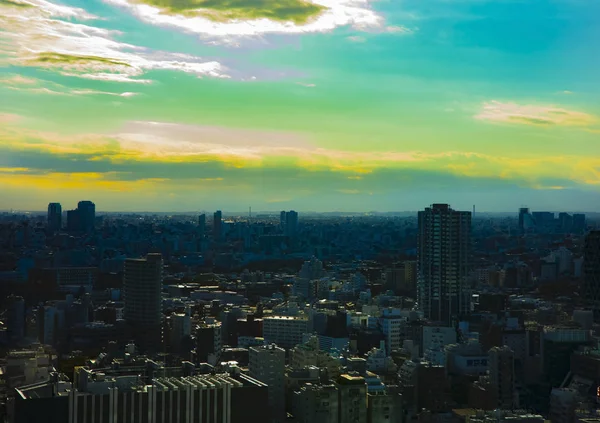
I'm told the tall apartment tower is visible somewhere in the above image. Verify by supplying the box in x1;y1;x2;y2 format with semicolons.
124;253;163;352
249;344;286;423
417;203;471;325
280;211;287;230
213;210;222;240
489;346;516;409
47;203;62;231
198;213;206;236
583;231;600;320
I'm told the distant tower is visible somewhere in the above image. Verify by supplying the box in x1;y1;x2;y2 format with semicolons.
285;210;299;237
472;205;475;219
198;214;206;236
124;253;163;352
280;211;287;231
47;203;62;231
213;210;222;240
518;207;529;235
417;204;472;325
77;201;96;233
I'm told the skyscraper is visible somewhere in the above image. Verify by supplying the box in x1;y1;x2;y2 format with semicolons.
124;253;163;352
417;204;471;325
77;200;96;232
518;207;529;234
213;210;222;240
47;202;62;231
65;201;95;232
583;231;600;320
280;211;287;230
285;210;299;237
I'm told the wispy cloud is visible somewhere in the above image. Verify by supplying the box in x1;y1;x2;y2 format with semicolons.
0;74;140;97
0;0;230;82
475;100;597;127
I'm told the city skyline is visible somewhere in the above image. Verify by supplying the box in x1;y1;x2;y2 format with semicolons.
1;0;600;211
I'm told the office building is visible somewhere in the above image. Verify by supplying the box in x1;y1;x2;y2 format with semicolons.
249;344;286;423
337;374;367;423
65;201;96;232
583;231;600;320
77;201;96;232
488;346;516;409
263;315;310;349
292;383;339;423
213;210;222;240
11;365;269;423
47;203;62;231
280;211;287;229
123;253;163;352
417;204;472;325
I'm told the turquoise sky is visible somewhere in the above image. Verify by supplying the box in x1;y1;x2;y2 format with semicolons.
1;0;599;212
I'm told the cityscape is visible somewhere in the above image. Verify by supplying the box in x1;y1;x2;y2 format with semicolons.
2;0;600;422
0;201;599;423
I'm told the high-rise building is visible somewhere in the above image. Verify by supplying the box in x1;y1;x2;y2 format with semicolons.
573;213;586;233
198;213;206;236
488;346;516;409
285;210;299;237
47;203;62;231
123;253;163;352
417;204;471;325
65;201;95;232
213;210;222;240
518;207;529;235
249;344;286;423
280;211;287;230
77;201;96;232
583;231;600;320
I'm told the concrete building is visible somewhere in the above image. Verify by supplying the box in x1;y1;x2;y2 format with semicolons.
423;326;457;353
263;315;309;349
417;204;471;325
549;388;577;423
337;374;367;423
213;210;222;240
10;365;269;423
488;346;516;409
292;383;339;423
123;253;163;352
249;344;286;423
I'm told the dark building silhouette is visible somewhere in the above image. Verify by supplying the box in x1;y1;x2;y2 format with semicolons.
47;203;62;232
583;231;600;320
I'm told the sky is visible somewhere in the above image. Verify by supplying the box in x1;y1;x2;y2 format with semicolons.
1;0;599;212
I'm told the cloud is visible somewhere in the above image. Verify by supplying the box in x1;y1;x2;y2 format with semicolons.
2;119;600;191
0;0;229;82
475;101;598;127
0;74;140;97
103;0;384;38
